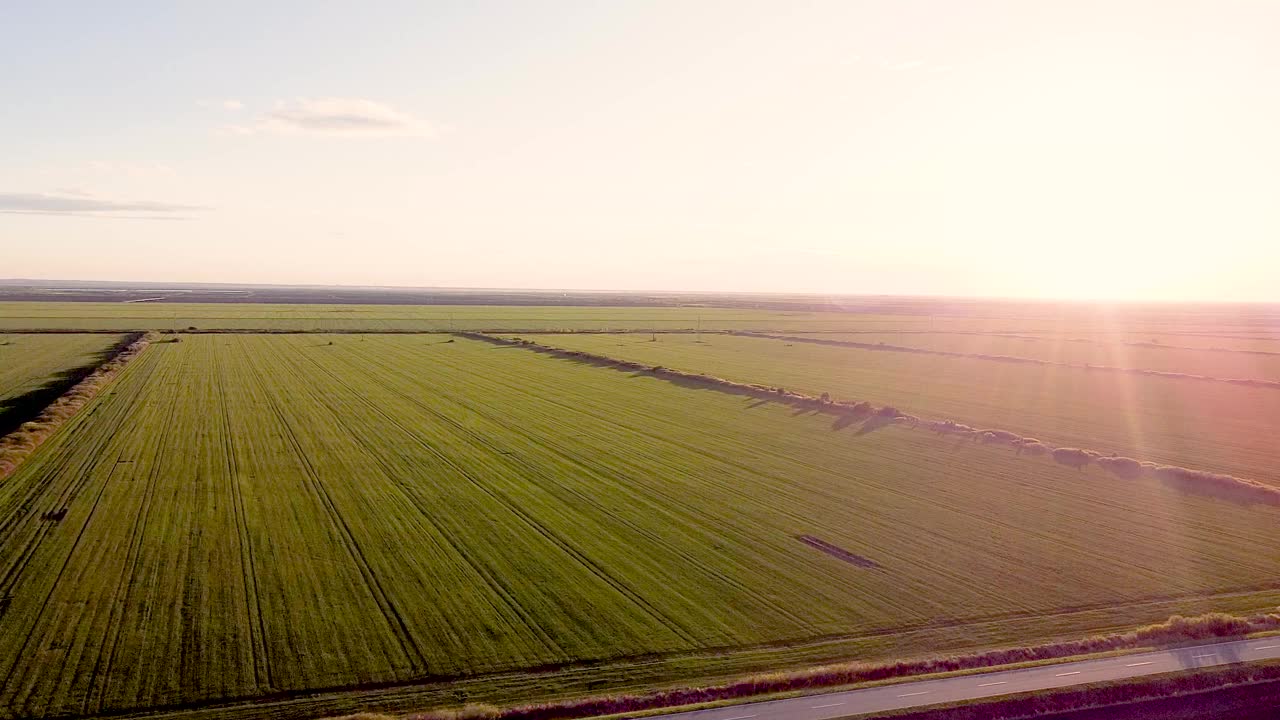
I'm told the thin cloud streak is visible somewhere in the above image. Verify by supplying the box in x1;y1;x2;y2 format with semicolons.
0;210;196;221
0;192;206;218
223;97;436;138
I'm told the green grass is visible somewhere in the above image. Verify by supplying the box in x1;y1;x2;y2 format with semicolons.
3;300;1280;336
782;331;1280;382
0;302;919;332
0;333;129;428
0;335;1277;718
507;333;1280;486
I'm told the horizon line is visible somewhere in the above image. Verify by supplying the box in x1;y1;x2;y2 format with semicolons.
0;277;1275;306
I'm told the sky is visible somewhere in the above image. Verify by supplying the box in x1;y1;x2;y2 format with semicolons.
3;1;1279;300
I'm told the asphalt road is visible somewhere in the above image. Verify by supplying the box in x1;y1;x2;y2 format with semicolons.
652;638;1280;720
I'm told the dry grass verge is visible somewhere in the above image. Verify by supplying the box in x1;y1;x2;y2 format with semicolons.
0;331;154;479
324;612;1280;720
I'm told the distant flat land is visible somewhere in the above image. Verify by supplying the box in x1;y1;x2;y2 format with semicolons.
1;335;1278;718
2;295;1280;335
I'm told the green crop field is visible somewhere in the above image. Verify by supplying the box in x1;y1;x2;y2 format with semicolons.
3;300;1280;336
0;333;128;430
1;334;1278;718
0;302;919;332
504;333;1280;485
782;332;1280;382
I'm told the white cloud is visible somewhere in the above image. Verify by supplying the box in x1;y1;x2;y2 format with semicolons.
0;191;205;219
51;187;95;198
224;97;436;138
38;161;175;179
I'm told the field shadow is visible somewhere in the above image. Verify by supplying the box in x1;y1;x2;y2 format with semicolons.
1155;475;1279;509
855;414;895;436
831;414;857;431
477;333;1280;512
0;336;135;437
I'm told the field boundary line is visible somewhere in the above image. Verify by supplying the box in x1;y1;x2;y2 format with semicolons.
0;332;154;482
460;333;1280;508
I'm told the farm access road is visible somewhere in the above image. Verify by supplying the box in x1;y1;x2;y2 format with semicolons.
651;637;1280;720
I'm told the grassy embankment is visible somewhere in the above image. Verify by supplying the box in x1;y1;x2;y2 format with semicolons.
503;332;1280;487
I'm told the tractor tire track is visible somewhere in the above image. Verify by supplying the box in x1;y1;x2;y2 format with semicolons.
212;343;273;693
282;341;571;664
242;348;424;676
343;340;814;633
84;346;185;713
294;340;698;647
0;348;162;708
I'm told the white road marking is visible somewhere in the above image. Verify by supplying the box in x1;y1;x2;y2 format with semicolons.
1193;653;1216;659
1055;671;1081;677
720;715;758;720
1126;661;1154;667
811;703;844;709
1254;645;1279;651
977;681;1007;687
898;691;929;697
